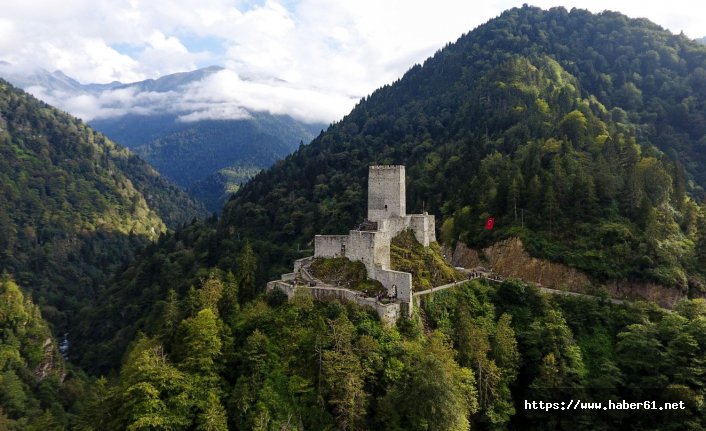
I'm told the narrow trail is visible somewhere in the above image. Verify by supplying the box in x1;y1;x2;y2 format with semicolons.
413;267;626;305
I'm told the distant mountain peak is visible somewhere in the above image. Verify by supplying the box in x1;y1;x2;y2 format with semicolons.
116;65;225;92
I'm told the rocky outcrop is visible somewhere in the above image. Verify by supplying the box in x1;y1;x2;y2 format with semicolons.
34;337;65;382
450;237;691;309
446;242;483;268
484;238;592;288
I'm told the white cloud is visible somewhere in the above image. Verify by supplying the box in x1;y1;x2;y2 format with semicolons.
177;105;252;122
137;31;209;77
182;69;355;123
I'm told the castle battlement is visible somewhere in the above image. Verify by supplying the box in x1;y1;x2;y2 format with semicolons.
369;165;405;170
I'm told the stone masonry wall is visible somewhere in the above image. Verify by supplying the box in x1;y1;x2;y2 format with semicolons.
375;268;413;315
346;230;383;274
314;235;349;258
378;217;409;239
368;165;406;221
266;280;401;324
410;214;436;246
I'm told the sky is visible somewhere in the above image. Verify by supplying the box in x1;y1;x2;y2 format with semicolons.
0;0;704;124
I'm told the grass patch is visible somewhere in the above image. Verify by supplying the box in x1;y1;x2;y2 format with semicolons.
390;230;464;291
309;257;386;296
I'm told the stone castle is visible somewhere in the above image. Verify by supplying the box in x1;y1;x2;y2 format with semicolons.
268;165;436;319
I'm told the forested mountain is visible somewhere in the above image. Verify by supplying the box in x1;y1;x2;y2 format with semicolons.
222;5;706;291
0;276;89;429
61;6;706;430
129;113;321;211
2;66;324;211
187;166;261;212
0;79;206;332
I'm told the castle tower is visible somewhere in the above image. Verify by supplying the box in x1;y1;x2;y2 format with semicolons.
367;165;406;222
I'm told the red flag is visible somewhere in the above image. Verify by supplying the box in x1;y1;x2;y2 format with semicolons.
484;217;495;230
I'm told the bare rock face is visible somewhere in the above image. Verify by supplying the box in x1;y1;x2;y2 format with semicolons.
451;237;693;309
483;238;591;288
603;281;687;309
448;242;482;268
34;337;65;382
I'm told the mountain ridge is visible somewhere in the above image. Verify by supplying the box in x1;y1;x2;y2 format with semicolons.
0;78;206;331
1;66;325;211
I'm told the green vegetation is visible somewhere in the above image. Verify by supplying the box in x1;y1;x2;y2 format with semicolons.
188;166;261;213
70;270;706;430
133;117;308;189
221;5;706;293
0;275;89;430
95;111;323;211
74;273;481;430
309;257;386;295
420;279;706;429
390;230;462;291
0;79;206;332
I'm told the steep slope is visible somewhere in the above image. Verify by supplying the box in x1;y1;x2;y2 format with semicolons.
221;6;706;292
0;79;206;330
187;166;260;212
0;276;88;429
2;66;324;210
132;113;319;188
98;112;321;211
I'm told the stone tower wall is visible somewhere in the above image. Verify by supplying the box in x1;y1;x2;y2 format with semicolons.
410;214;436;246
367;165;406;222
375;268;414;316
346;230;390;274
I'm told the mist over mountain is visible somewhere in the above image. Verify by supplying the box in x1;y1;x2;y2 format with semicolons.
0;65;325;210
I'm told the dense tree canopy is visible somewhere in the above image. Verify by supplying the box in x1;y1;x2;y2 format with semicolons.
0;79;206;332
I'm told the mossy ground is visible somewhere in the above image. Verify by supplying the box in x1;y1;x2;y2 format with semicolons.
390;230;463;291
309;257;387;296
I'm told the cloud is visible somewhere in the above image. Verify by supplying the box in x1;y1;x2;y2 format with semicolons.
180;69;355;123
18;68;353;124
177;105;252;122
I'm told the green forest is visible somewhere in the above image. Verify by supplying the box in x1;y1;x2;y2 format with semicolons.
0;79;206;334
3;5;706;430
188;166;262;214
8;269;706;429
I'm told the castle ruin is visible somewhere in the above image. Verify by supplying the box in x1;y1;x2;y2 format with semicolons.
268;165;436;320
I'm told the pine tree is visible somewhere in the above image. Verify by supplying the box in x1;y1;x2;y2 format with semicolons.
237;242;257;303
